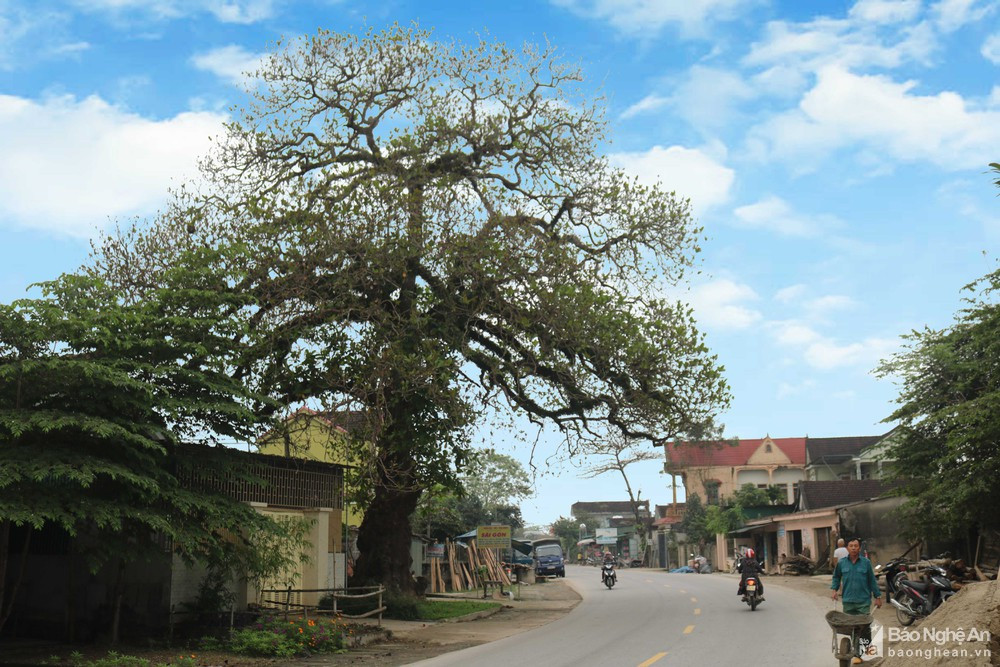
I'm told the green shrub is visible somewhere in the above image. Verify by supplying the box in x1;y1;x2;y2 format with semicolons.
383;592;420;620
223;616;345;657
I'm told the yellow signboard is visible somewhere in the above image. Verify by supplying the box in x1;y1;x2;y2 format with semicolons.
476;525;511;549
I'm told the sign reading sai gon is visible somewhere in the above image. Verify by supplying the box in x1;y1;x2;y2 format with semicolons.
476;525;511;549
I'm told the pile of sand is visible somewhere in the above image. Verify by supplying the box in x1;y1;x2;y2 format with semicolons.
878;577;999;666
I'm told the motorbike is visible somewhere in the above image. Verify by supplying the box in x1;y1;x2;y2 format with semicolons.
890;563;956;625
743;575;763;611
601;560;617;589
874;556;912;600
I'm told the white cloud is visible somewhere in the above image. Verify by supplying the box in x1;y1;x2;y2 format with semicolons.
608;144;734;213
745;17;937;74
775;284;807;303
747;66;1000;171
932;0;993;32
0;94;225;237
803;336;898;370
849;0;921;24
982;33;1000;64
69;0;277;23
620;94;669;119
669;65;757;132
687;279;762;330
805;294;856;316
550;0;757;37
191;44;265;86
209;0;276;24
769;320;822;346
732;196;844;237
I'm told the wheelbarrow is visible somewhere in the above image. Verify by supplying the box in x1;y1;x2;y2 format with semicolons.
825;610;873;666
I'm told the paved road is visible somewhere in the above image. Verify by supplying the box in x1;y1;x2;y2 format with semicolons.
413;565;834;666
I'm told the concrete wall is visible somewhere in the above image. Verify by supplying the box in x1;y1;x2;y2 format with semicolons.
837;496;910;565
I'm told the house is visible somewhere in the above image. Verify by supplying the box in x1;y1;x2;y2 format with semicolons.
725;479;901;572
3;446;347;639
663;435;807;505
652;503;685;569
804;432;893;481
571;500;651;562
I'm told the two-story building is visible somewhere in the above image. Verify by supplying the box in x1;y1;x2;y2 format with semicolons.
804;431;894;481
663;435;807;506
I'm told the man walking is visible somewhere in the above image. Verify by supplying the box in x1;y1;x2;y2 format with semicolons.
832;538;849;565
831;537;882;664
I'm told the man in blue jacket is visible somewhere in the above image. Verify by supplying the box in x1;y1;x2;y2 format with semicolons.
831;537;882;663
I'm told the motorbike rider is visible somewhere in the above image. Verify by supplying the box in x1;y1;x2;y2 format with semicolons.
601;551;616;583
737;548;764;600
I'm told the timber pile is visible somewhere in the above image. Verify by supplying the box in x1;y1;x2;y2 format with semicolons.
427;539;513;594
782;554;815;575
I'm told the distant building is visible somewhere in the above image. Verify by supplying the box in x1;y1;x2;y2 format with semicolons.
662;435;807;505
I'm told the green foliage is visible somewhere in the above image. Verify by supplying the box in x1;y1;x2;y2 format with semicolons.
729;483;773;508
383;592;420;620
225;616;344;657
679;493;712;548
0;269;300;633
704;504;744;535
549;513;596;555
61;651;196;667
876;263;1000;537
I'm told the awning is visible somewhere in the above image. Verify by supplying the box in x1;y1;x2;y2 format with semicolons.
576;538;596;547
728;525;759;536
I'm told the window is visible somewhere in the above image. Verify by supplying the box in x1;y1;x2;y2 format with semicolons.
765;444;772;452
705;481;720;505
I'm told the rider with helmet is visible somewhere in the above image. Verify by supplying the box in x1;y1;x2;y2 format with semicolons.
737;548;765;600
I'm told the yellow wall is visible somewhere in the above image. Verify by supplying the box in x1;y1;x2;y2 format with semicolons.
257;411;363;527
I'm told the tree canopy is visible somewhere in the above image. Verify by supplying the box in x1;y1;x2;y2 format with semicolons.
876;263;1000;538
92;25;730;590
0;269;300;637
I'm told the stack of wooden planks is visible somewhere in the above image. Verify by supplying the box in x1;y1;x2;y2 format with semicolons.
427;539;514;593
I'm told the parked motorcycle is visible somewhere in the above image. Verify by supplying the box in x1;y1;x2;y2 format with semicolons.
742;575;763;611
601;560;617;589
890;563;956;625
874;556;912;600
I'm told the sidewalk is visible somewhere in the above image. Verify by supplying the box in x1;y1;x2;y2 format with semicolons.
292;578;582;666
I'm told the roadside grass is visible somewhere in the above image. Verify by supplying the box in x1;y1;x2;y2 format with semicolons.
413;599;501;621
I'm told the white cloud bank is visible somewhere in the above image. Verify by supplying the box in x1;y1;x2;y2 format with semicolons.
69;0;277;24
0;94;225;237
550;0;755;36
748;66;1000;171
608;144;734;214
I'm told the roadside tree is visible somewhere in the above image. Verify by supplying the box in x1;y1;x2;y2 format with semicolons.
876;262;1000;538
92;25;730;591
0;269;304;640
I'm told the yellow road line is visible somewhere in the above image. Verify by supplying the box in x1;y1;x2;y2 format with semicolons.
637;652;668;667
683;625;695;634
680;589;687;594
690;597;697;603
694;608;701;615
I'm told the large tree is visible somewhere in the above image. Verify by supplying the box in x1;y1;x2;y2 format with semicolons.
0;269;297;640
92;25;729;591
875;262;1000;538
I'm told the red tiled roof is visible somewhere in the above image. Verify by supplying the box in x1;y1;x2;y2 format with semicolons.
665;437;806;467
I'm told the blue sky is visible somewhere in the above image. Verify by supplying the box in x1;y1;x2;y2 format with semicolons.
2;0;999;526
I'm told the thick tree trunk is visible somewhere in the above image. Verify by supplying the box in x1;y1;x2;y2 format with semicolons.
352;480;422;593
0;523;31;635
